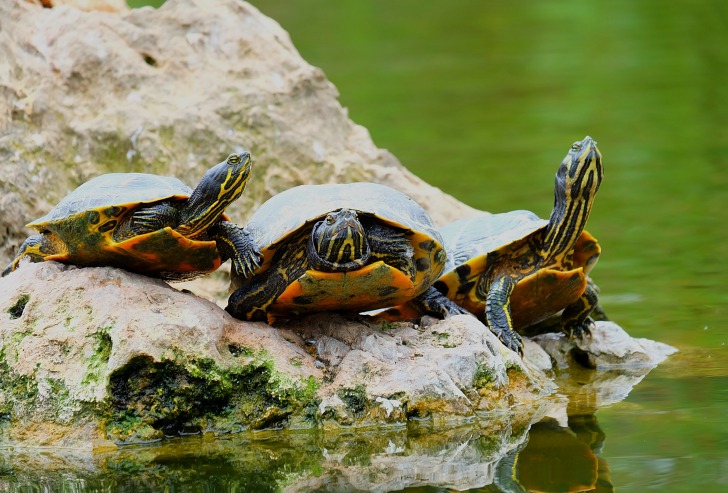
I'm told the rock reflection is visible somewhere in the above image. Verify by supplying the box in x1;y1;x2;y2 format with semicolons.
1;368;663;492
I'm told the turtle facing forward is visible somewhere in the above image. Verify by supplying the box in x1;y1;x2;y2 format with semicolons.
226;182;463;322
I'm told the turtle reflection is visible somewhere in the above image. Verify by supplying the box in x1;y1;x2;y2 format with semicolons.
496;413;614;493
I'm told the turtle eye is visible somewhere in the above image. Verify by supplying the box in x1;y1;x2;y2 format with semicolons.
227;154;241;165
325;214;335;225
571;142;582;152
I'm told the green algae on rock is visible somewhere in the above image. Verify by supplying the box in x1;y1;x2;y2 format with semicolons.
0;262;322;449
0;259;674;450
0;262;559;449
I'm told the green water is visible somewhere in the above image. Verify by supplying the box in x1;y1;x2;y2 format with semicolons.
6;0;728;491
246;4;727;489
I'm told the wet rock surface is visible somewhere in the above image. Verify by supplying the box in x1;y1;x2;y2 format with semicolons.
0;262;675;451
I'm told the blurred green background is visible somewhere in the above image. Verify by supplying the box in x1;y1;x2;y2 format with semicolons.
96;1;728;491
217;1;728;491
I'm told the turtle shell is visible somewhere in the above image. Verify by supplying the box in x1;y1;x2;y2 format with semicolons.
244;182;446;315
28;173;225;279
435;210;600;329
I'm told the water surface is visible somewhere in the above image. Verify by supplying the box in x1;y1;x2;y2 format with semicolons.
213;0;728;490
6;0;728;491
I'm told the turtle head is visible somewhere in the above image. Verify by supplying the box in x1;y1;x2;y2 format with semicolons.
307;208;371;272
179;151;253;237
542;136;603;262
555;136;603;204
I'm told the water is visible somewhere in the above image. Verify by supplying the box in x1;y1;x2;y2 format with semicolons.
6;0;728;491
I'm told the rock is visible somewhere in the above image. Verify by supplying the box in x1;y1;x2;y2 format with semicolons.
26;0;130;12
0;262;321;449
1;262;554;450
522;338;553;371
533;321;677;370
0;0;477;271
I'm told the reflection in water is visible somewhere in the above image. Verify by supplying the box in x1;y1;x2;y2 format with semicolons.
2;370;644;493
496;415;613;493
0;413;615;493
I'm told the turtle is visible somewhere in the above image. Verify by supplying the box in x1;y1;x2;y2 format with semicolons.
386;136;603;355
495;414;611;493
225;182;464;322
2;152;262;281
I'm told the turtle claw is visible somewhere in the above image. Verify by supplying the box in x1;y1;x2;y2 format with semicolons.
410;286;473;319
565;317;595;340
489;326;524;356
233;248;262;279
502;333;524;357
449;303;473;318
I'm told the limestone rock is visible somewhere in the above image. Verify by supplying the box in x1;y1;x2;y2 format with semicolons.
26;0;130;12
0;0;477;268
1;262;552;450
0;262;320;448
533;321;677;370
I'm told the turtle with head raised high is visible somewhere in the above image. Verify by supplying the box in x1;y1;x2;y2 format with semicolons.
225;182;464;322
3;152;261;280
387;136;603;355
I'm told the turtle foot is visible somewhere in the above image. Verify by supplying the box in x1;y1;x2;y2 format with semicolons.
214;221;262;279
490;327;524;357
564;317;595;340
411;287;473;319
233;248;262;279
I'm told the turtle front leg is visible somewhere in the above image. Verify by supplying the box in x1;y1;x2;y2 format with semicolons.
561;279;598;339
2;233;68;276
408;286;473;318
210;221;262;278
227;269;285;321
483;275;524;355
365;222;415;279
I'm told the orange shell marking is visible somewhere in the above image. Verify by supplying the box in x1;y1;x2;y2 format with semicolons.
272;261;416;314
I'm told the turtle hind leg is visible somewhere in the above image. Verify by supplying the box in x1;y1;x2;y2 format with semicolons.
209;220;262;278
2;233;68;276
409;286;472;319
562;280;599;339
226;235;307;321
226;269;285;321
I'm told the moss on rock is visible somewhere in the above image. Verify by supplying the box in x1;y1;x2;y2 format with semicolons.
6;294;30;320
106;353;320;443
337;385;369;419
